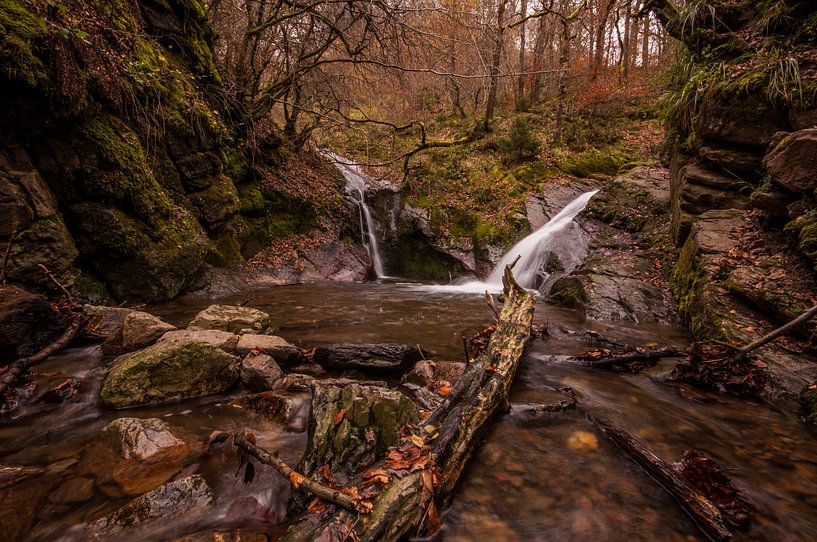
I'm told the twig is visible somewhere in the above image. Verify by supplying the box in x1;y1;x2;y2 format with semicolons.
207;430;368;513
0;312;87;398
37;264;72;300
731;304;817;362
582;346;684;370
1;229;14;284
461;336;470;365
485;291;500;320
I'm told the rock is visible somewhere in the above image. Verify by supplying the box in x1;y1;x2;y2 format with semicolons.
100;417;186;460
279;373;317;391
683;163;747;191
100;340;238;408
696;95;790;148
547;276;587;309
749;191;790;217
188;304;270;333
40;378;81;403
298;384;419;485
403;360;465;388
697;146;763;175
0;465;51;541
231;391;309;431
48;476;94;504
313;343;431;373
236;334;300;363
690;209;745;255
790;107;817;130
800;383;817;424
0;464;43;489
679;180;749;215
121;310;177;351
617;166;671;209
725;264;805;323
87;475;214;538
764;128;817;193
85;305;177;354
0;284;62;359
240;352;284;391
159;329;240;351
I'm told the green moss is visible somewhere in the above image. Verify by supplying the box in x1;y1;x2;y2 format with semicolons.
785;211;817;269
558;148;637;178
547;277;587;309
670;236;711;336
0;0;50;88
206;233;244;267
238;184;266;216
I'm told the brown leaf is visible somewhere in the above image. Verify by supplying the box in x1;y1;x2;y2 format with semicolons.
333;408;346;425
425;499;442;534
321;463;334;483
307;497;329;514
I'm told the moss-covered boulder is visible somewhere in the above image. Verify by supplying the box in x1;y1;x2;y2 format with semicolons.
100;340;238;408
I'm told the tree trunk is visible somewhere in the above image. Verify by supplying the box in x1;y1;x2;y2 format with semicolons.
622;0;632;83
484;0;507;131
591;0;616;81
554;16;571;141
280;266;536;541
642;12;651;70
529;14;549;102
515;0;528;108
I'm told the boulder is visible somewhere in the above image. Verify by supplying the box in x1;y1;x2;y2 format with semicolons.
749;191;790;217
47;476;94;504
87;475;214;538
230;391;309;431
159;329;239;351
100;417;186;460
403;360;465;388
85;305;176;354
240;353;284;391
0;465;51;541
697;146;763;175
0;285;62;359
236;334;300;363
100;340;238;408
312;343;431;373
188;304;270;333
298;384;419;485
696;95;790;148
683;163;747;191
764;128;817;193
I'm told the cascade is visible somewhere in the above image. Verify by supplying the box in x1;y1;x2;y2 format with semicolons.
323;151;388;278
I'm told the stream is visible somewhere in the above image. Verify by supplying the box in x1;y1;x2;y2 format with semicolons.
2;281;817;541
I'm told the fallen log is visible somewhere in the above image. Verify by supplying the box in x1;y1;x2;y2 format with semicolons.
213;266;535;542
588;413;732;542
0;311;87;398
580;346;685;371
311;343;433;373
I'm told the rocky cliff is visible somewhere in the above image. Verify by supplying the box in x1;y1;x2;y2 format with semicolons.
661;0;817;393
0;0;359;303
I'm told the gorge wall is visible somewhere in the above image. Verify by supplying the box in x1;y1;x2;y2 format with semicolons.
0;0;358;303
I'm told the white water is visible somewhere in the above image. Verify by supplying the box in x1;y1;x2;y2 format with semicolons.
422;189;598;294
322;151;388;278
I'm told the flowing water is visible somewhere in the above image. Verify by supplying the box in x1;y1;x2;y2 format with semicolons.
322;151;388;278
2;282;817;541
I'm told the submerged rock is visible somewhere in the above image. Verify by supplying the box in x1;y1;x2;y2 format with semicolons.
100;417;186;460
240;352;284;391
403;359;465;388
236;334;300;363
313;343;430;373
48;476;94;504
188;304;270;333
159;329;240;352
87;475;214;538
0;284;62;359
100;340;238;408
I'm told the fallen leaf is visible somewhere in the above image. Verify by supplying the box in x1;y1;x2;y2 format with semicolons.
409;434;425;448
333;408;346;425
289;471;306;489
321;464;334;483
567;430;598;451
307;497;328;514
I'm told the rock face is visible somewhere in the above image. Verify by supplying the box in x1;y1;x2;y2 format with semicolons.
100;340;238;408
87;475;214;538
0;284;62;359
188;304;270;333
100;417;186;460
298;384;419;485
240;352;284;391
764;129;817;194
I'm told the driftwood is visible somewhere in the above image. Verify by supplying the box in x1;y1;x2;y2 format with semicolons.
588;414;732;542
207;431;369;513
0;311;87;398
582;346;685;370
219;266;534;541
312;343;433;373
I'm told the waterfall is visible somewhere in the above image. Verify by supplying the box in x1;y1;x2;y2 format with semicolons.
422;189;597;294
485;189;598;290
322;151;388;278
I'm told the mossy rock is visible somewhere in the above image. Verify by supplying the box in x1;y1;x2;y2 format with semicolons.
0;0;50;88
100;340;239;408
785;210;817;270
547;276;587;309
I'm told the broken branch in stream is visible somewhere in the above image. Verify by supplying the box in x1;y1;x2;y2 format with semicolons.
588;413;733;542
580;346;685;371
207;431;371;513
0;309;87;399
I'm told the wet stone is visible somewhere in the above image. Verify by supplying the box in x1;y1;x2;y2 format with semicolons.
100;417;186;460
230;391;309;432
187;304;270;333
236;334;300;364
159;329;240;351
48;476;94;504
240;352;284;392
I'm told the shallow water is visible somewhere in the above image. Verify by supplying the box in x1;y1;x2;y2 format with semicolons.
2;281;816;541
